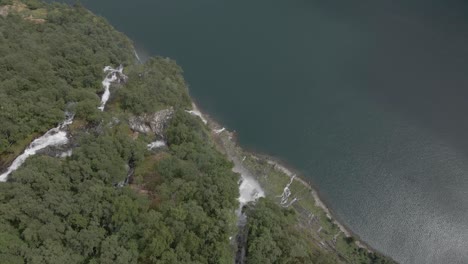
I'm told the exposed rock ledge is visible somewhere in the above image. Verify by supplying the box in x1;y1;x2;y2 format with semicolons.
129;107;174;137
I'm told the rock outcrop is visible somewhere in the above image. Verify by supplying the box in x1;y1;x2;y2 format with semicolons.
129;107;174;138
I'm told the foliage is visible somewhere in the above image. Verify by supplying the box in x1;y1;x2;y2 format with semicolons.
238;153;396;264
137;110;239;263
0;1;239;263
0;116;239;263
0;0;134;155
0;1;395;264
116;58;192;115
244;198;338;264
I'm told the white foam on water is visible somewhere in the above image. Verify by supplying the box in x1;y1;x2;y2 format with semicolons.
0;114;74;182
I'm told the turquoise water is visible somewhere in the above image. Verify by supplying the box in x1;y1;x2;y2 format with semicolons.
57;0;468;262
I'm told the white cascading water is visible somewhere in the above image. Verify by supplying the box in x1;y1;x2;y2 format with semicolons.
233;159;265;218
134;49;142;63
58;149;73;158
233;156;264;264
185;106;263;213
98;65;126;111
147;140;166;150
185;103;208;124
214;127;226;134
279;174;296;206
0;114;74;182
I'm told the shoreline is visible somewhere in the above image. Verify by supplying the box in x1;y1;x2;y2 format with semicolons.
189;101;392;260
249;153;372;250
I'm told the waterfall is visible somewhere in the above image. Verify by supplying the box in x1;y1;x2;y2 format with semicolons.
98;65;127;111
58;149;73;158
0;114;74;182
147;140;166;150
236;172;264;213
213;127;263;263
214;127;226;134
279;174;295;206
185;103;208;124
134;49;142;63
233;158;264;264
234;166;264;228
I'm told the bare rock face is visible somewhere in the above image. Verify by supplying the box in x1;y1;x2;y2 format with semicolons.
129;108;174;138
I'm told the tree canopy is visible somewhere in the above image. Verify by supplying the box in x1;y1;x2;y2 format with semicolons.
0;1;395;264
0;1;238;263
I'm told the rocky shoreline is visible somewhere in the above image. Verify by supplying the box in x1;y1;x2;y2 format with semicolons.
254;154;372;250
189;102;395;262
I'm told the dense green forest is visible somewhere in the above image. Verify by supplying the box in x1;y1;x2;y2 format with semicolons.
0;1;394;263
243;199;337;264
0;1;238;263
0;0;134;161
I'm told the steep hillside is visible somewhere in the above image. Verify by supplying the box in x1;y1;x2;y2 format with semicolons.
0;1;395;263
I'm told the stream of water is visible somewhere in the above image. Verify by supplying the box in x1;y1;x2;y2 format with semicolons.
53;1;468;262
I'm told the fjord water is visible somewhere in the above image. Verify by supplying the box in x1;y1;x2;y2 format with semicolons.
61;0;468;262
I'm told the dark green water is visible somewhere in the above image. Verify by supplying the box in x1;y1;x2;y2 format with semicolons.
58;0;468;263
